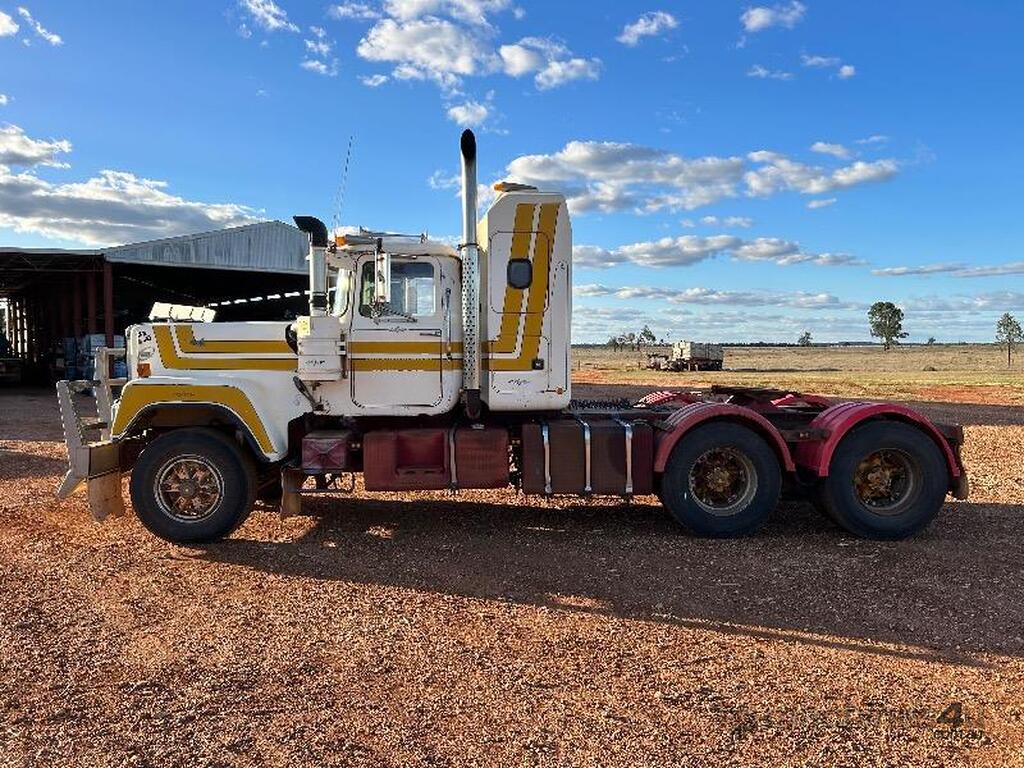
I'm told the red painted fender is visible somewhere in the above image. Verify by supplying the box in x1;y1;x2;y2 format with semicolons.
653;402;796;473
793;401;962;479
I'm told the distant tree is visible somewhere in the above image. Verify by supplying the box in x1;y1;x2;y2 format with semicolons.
638;325;657;347
606;336;620;351
868;301;909;350
797;330;812;346
926;336;937;346
996;312;1023;367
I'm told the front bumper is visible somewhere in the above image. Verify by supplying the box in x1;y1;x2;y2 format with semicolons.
55;348;128;521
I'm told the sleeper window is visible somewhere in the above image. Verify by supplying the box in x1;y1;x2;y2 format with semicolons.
507;258;532;289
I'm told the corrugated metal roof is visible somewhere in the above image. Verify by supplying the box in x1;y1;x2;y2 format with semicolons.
102;220;308;274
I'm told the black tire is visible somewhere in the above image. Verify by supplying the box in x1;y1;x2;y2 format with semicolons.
819;421;947;540
660;422;782;537
129;428;256;543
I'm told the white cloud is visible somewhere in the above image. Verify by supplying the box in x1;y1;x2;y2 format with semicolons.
499;37;601;89
806;197;836;209
801;54;840;68
447;99;489;126
427;170;460;190
0;10;19;36
360;73;389;87
0;94;9;107
504;140;745;213
576;283;850;310
238;0;299;33
301;26;338;74
383;0;511;26
801;53;856;80
301;58;339;76
873;262;1024;278
573;244;620;269
700;215;753;228
745;151;899;196
327;2;381;20
357;17;497;90
573;233;861;270
16;6;61;45
856;134;889;145
504;140;899;214
617;11;678;46
535;57;601;89
810;141;850;159
304;26;332;56
0;126;257;246
747;64;793;81
0;125;71;167
740;1;806;33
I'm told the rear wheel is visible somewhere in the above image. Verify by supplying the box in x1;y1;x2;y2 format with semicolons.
130;428;256;543
819;421;947;539
660;422;782;537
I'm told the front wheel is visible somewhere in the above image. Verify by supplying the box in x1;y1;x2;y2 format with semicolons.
660;422;782;537
818;421;947;540
129;428;256;543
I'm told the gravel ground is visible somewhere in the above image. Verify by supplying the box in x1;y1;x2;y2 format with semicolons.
2;388;1023;767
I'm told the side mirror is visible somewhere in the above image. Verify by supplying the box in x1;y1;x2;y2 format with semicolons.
373;250;391;307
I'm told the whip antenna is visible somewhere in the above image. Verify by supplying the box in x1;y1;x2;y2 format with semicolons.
331;135;355;237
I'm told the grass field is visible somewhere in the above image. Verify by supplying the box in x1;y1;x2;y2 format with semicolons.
573;343;1024;404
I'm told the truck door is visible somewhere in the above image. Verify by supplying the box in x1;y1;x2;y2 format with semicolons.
350;255;445;409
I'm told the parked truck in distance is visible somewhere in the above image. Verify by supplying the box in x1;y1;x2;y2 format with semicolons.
55;130;968;545
648;340;725;372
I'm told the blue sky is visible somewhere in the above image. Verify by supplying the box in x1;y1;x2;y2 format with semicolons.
1;0;1022;342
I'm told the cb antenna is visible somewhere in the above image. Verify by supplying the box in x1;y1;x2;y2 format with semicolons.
330;134;355;238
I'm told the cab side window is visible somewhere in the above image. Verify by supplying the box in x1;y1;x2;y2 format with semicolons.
358;259;436;318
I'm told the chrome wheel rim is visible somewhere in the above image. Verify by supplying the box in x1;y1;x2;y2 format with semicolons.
154;455;224;522
688;447;758;516
853;449;916;515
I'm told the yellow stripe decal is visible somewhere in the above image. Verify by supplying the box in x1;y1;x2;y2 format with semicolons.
155;326;297;371
486;202;559;371
348;340;463;354
174;325;293;354
350;358;462;372
112;383;275;454
484;202;537;355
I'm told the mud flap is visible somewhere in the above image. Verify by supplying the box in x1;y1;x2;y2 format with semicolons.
953;472;970;501
86;471;125;521
279;467;304;518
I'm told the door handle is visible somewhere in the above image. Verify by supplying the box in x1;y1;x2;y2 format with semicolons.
419;330;442;337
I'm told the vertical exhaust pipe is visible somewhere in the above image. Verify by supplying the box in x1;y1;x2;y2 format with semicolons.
294;216;330;317
459;130;482;418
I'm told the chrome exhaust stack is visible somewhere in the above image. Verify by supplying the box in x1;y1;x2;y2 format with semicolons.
294;215;329;317
459;130;482;418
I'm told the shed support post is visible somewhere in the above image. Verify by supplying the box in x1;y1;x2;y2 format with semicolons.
103;261;114;347
72;277;83;339
86;271;98;335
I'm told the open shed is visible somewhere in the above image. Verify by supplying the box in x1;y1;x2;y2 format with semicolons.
0;221;309;381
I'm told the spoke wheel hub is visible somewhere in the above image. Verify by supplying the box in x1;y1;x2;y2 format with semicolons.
155;455;224;522
688;447;758;517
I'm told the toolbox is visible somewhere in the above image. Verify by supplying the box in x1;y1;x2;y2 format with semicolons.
520;417;654;496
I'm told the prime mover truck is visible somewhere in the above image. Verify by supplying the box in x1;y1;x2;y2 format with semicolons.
56;131;968;543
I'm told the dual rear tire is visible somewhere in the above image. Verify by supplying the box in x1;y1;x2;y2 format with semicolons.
659;420;947;539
